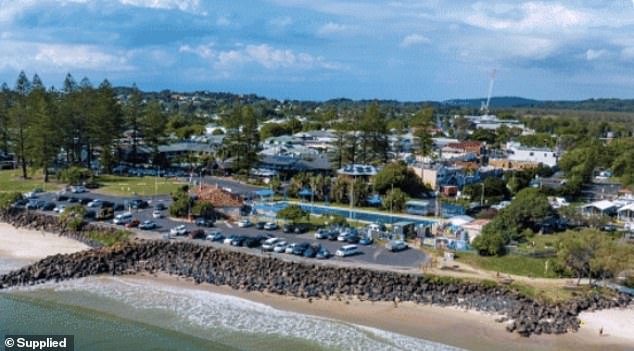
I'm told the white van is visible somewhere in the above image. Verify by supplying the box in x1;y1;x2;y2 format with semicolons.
335;245;360;257
113;212;133;225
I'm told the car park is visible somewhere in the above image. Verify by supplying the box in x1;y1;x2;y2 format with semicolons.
263;222;278;230
244;236;265;248
293;224;309;234
56;194;69;201
285;243;298;254
152;210;163;219
237;219;252;228
335;245;360;257
207;231;224;242
314;229;330;239
224;235;238;245
26;199;45;209
138;220;157;230
302;244;320;258
129;199;148;209
385;240;408;252
170;225;188;236
255;221;267;229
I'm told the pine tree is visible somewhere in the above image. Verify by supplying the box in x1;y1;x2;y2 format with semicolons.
140;100;166;164
9;71;31;178
125;84;143;165
26;80;60;182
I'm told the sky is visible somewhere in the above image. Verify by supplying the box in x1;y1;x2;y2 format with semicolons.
1;0;634;101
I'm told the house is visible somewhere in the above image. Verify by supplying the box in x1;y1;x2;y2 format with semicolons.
405;200;431;216
581;200;620;216
337;164;379;178
505;142;559;167
460;219;491;243
618;203;634;223
259;154;331;177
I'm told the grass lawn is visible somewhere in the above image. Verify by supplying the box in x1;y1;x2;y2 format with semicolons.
455;251;561;279
0;169;63;193
95;175;188;196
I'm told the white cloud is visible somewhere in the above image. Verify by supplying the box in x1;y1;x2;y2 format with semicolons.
217;44;337;70
269;16;293;28
621;47;634;60
400;33;430;48
118;0;202;13
464;2;588;33
216;16;231;26
0;40;131;71
317;22;353;36
585;49;607;61
179;43;215;59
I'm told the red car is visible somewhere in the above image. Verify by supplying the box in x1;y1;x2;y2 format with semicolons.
125;219;140;228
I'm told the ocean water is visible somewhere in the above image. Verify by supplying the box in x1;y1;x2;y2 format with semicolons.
0;276;464;351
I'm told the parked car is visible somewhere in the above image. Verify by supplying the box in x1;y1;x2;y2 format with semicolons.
292;242;311;255
256;221;267;230
56;194;69;202
385;240;408;252
314;229;330;239
26;199;44;210
154;203;167;211
84;210;96;219
53;205;66;213
67;197;79;203
152;210;163;219
335;245;360;257
170;225;188;236
359;237;373;245
273;241;288;253
113;212;133;225
293;224;309;234
87;199;103;208
206;231;224;242
224;235;238;245
262;237;282;251
285;243;298;254
79;198;93;205
129;199;148;209
344;234;360;244
244;236;264;248
96;207;114;220
282;224;295;233
326;231;339;241
303;244;321;258
138;220;157;230
237;219;252;228
125;219;140;228
195;218;214;227
315;247;331;259
113;203;125;211
70;185;87;193
263;222;278;230
42;202;56;211
230;235;248;246
189;229;206;240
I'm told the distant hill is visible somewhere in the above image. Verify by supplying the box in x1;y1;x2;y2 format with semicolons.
443;96;542;108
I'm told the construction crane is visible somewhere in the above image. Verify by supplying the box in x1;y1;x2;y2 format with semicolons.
480;69;497;115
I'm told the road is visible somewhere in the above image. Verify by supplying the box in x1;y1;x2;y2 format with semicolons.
31;190;428;270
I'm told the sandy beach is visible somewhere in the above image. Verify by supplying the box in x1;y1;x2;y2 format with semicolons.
1;223;632;350
0;223;89;271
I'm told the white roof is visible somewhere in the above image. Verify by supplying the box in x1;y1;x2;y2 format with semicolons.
618;203;634;213
448;215;475;226
582;200;618;211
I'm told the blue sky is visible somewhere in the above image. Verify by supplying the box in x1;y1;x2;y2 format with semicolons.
1;0;634;101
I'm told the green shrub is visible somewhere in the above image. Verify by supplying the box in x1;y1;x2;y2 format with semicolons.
86;230;131;246
60;205;86;231
58;166;93;185
0;192;23;210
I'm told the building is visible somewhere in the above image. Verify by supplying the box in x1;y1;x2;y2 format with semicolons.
337;164;379;178
505;142;559;167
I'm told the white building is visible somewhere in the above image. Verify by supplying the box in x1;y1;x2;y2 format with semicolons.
506;142;559;167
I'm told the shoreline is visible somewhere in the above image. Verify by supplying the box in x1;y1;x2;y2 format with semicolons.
128;272;634;351
1;220;633;350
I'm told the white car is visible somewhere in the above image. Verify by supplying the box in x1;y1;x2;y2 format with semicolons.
261;238;282;251
385;240;408;252
335;245;360;257
152;210;163;219
285;243;298;254
71;185;87;193
87;199;103;208
170;225;188;236
273;241;288;253
237;219;252;228
263;222;278;230
53;205;66;213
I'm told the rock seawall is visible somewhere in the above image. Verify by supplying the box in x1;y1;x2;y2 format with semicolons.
0;210;631;337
